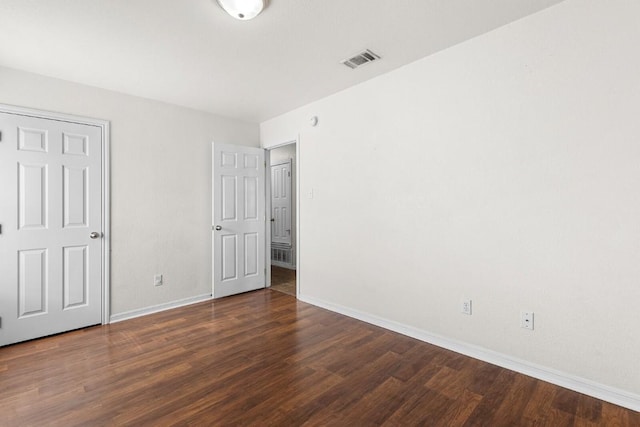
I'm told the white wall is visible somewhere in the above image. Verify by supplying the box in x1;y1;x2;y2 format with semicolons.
261;0;640;400
269;143;297;267
0;66;259;315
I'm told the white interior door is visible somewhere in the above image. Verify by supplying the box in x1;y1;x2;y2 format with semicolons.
0;111;103;346
270;160;292;247
212;143;266;298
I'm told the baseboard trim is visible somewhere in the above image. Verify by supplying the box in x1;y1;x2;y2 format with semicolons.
271;261;296;270
109;293;212;324
298;293;640;412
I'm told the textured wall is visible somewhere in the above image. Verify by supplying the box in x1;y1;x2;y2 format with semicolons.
261;0;640;396
0;66;259;315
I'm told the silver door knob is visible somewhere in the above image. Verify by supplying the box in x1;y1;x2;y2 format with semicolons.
90;232;101;239
214;225;222;231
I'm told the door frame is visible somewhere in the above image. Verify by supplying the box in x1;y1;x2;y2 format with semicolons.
264;139;299;295
0;103;111;324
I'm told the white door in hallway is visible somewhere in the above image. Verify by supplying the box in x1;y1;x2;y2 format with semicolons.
212;143;266;298
270;160;292;247
0;111;103;346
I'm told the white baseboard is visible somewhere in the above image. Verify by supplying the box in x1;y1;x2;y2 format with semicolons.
109;293;212;324
298;293;640;412
271;261;296;270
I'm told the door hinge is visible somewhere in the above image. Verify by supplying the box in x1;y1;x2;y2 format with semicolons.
0;131;3;142
288;171;291;177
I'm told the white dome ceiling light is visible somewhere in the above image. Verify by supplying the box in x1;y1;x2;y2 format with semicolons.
216;0;266;20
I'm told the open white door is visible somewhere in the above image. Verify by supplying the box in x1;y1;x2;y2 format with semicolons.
212;143;266;298
270;160;292;247
0;110;104;346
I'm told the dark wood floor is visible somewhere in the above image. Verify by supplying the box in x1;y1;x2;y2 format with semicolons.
271;265;296;296
1;290;637;426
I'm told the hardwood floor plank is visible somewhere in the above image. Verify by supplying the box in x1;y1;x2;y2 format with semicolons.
412;388;458;426
554;387;581;415
445;388;485;426
383;382;435;425
489;372;539;425
522;380;559;424
463;370;518;426
388;343;443;382
0;289;637;426
576;392;604;423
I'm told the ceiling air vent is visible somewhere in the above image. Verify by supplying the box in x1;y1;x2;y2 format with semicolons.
341;49;381;69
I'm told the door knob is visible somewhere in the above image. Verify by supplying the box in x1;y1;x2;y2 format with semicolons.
90;232;101;239
214;225;222;231
270;218;275;222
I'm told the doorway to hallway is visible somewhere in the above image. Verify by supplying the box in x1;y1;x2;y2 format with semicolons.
267;142;297;297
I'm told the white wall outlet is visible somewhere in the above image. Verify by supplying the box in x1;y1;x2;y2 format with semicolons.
521;311;534;330
154;274;163;287
461;299;472;315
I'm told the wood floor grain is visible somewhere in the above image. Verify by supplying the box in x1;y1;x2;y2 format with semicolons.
270;265;296;296
0;289;637;426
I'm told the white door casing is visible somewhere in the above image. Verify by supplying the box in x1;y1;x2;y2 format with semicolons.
270;160;292;247
0;107;108;346
212;143;266;298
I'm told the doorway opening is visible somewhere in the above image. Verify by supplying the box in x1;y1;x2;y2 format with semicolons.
267;142;297;297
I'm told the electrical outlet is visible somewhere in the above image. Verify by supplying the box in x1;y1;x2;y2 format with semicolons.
154;274;163;287
461;299;472;315
521;311;534;330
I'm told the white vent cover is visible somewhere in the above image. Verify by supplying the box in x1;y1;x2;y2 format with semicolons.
341;49;381;69
272;247;293;265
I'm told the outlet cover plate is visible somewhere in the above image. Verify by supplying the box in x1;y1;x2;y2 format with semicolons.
521;311;534;330
461;299;472;315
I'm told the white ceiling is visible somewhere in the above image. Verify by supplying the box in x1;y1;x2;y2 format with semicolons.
0;0;566;123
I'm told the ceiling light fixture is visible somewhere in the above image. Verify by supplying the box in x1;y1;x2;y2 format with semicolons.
216;0;265;20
